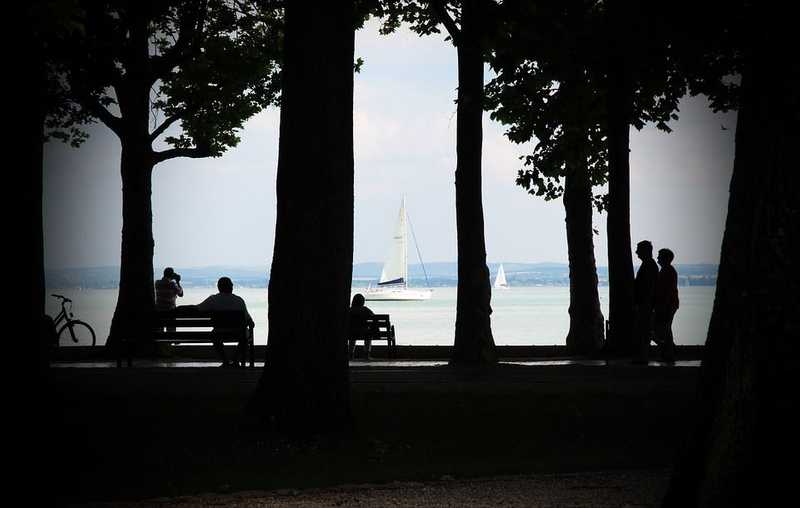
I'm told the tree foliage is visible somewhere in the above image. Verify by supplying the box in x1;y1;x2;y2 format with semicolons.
484;0;724;210
47;0;282;161
27;0;94;148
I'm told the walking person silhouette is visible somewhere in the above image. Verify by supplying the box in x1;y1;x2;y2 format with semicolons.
654;248;679;363
632;240;658;364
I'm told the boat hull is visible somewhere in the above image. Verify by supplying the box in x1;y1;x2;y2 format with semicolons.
363;287;433;301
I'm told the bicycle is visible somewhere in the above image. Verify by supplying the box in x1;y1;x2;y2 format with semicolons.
51;294;97;347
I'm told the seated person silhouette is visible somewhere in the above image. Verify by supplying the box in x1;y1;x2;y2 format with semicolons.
348;293;374;360
196;277;255;368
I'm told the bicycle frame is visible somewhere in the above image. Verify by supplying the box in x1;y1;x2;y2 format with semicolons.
52;300;72;327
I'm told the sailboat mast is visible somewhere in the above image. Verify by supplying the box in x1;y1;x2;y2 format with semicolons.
406;202;431;288
400;197;408;285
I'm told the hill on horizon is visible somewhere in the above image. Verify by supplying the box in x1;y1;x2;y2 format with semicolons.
45;262;719;289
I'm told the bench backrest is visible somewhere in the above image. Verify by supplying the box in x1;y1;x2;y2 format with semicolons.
153;308;248;330
365;314;392;339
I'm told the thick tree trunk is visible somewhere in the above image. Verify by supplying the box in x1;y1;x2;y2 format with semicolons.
603;4;635;355
29;69;45;353
662;22;799;507
107;143;155;348
564;169;605;354
247;2;354;434
451;0;497;366
22;16;46;369
106;11;156;350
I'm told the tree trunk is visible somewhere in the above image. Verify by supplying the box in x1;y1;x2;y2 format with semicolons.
246;1;354;434
564;169;605;354
107;142;155;349
22;15;46;369
106;11;156;350
603;4;635;355
662;21;799;507
451;0;497;366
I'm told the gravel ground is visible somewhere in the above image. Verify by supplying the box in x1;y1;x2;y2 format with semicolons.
85;470;670;507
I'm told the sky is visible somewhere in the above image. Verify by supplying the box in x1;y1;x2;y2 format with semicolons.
43;19;737;271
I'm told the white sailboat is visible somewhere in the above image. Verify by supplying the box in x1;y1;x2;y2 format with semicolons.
494;263;509;289
364;198;433;301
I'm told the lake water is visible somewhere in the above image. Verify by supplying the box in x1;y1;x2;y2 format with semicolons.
46;286;715;347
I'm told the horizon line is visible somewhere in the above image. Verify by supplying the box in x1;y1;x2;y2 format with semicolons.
45;260;721;271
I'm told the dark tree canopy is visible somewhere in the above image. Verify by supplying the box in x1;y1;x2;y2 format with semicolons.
48;0;282;162
486;1;608;207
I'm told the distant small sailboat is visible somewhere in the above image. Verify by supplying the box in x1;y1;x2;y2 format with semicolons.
364;198;433;301
494;264;509;289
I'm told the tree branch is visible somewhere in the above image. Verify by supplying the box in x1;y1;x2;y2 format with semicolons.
428;0;461;45
75;94;124;137
153;146;213;163
151;2;208;79
150;112;184;141
254;0;285;9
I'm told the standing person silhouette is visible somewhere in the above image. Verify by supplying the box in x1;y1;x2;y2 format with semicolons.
632;241;658;364
348;293;374;360
155;267;183;311
155;267;184;338
654;248;679;364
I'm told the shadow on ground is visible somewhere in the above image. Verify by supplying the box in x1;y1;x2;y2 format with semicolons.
38;364;696;504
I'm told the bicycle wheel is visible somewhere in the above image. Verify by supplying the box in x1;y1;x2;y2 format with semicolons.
57;320;97;347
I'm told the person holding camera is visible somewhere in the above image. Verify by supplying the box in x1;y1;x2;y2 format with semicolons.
155;267;184;311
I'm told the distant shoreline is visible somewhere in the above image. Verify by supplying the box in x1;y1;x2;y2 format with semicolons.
46;262;719;290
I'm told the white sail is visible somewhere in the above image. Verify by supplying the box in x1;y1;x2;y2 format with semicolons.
378;197;408;286
494;264;509;289
365;198;432;301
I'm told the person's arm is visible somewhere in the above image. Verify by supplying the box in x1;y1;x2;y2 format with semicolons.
174;280;183;298
236;296;255;328
196;296;213;312
244;306;255;328
643;265;657;308
671;268;680;311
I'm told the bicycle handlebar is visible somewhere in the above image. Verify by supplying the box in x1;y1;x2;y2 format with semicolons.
51;294;72;303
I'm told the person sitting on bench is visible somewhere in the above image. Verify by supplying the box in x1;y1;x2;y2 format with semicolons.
348;293;374;360
196;277;255;368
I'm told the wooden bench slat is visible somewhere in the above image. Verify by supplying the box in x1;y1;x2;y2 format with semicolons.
119;309;255;368
153;319;215;327
349;313;397;358
153;332;247;341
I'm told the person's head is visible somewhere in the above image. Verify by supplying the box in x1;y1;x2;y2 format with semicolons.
164;267;175;279
657;248;675;267
217;277;234;294
635;240;653;261
351;293;365;308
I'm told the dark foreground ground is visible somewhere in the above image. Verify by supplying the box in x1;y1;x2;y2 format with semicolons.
85;470;671;507
38;361;699;505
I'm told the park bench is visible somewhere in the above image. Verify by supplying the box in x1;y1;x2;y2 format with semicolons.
117;306;255;367
350;314;397;359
